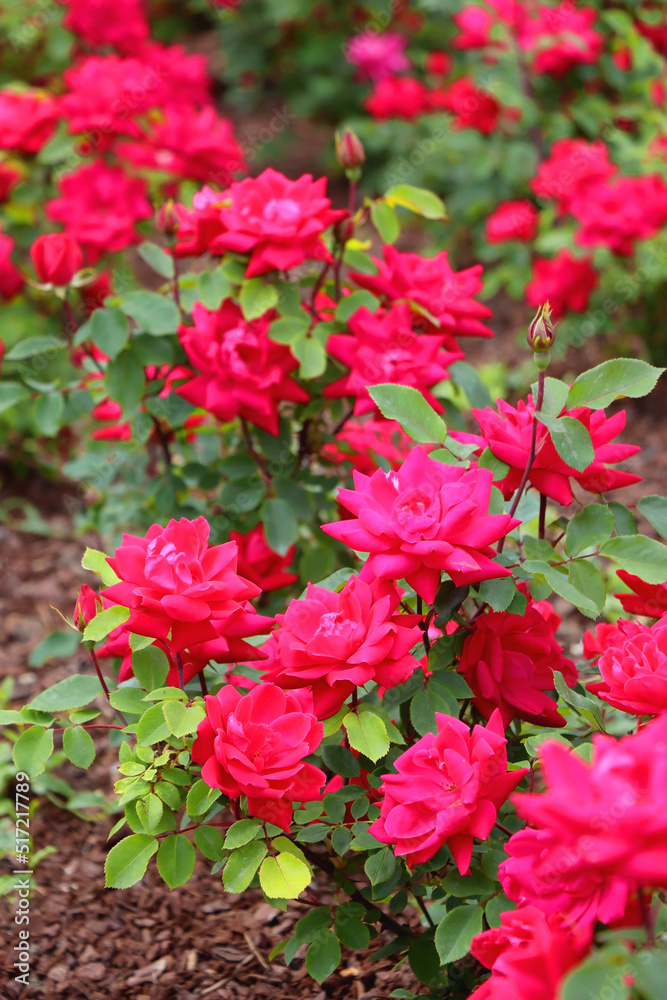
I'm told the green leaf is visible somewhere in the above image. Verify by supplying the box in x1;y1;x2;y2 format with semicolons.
5;335;66;361
567;358;663;410
608;501;637;536
120;291;179;335
132;646;169;690
29;675;103;712
478;448;511;480
13;726;54;777
521;560;599;616
477;577;519;612
261;497;298;556
0;381;30;414
223;841;268;893
260;852;311;900
343;712;389;763
568;560;606;615
268;315;309;344
239;278;279;321
565;503;615;556
63;726;95;768
599;535;667;584
104;833;158;888
194;825;224;862
162;700;205;737
186;779;222;817
411;678;460;736
533;376;569;418
441;869;496;898
434;905;483;964
137;792;164;833
138;242;175;279
534;413;594;472
450;361;493;409
368;384;447;444
632;949;667;1000
291;335;327;380
334;290;379;323
82;605;130;643
89;307;129;359
560;945;631;1000
223;818;262;850
364;847;398;886
34;393;64;436
385;184;447;220
370;200;400;243
136;703;172;745
637;495;667;539
28;630;80;667
157;833;196;888
305;930;341;984
105;350;145;411
82;547;119;586
321;744;361;778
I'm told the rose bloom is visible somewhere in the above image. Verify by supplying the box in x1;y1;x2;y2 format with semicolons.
177;300;308;435
523;4;603;77
229;524;298;593
0;162;21;204
614;568;667;619
138;42;212;108
199;168;345;277
345;32;410;82
46;161;152;263
324;303;462;416
31;234;83;286
530;138;616;213
485;201;539;243
0;90;58;154
61;0;150;54
458;602;577;728
452;397;641;505
586;618;667;716
369;710;527;873
571;175;667;256
100;516;273;653
60;56;168;141
364;76;431;121
117;106;245;184
432;77;500;135
500;715;667;928
452;0;516;49
526;251;598;320
0;233;24;301
321;418;417;476
322;447;518;605
469;906;592;1000
350;246;493;340
192;682;325;830
172;185;229;258
262;574;423;718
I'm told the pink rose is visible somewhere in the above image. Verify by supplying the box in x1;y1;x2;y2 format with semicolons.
262;574;423;718
323;447;518;605
192;682;325;830
62;0;149;54
586;618;667;716
100;516;273;653
369;710;528;872
526;251;598;320
0;90;58;154
345;32;410;82
31;234;84;286
0;233;24;301
485;200;538;244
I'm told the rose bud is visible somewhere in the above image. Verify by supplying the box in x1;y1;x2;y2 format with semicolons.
527;302;556;368
425;50;452;78
335;129;366;177
74;584;103;632
31;233;84;286
155;199;179;238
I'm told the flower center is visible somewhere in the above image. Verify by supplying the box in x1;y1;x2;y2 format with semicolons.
263;197;302;225
314;610;354;639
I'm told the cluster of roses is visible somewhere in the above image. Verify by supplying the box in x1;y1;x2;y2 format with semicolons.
0;0;245;289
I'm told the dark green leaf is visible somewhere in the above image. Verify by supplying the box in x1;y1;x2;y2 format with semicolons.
599;535;667;584
434;905;483;964
565;504;615;556
29;675;103;712
157;833;196;888
535;413;594;472
105;833;158;888
567;359;663;410
637;495;667;539
120;291;179;335
89;307;129;359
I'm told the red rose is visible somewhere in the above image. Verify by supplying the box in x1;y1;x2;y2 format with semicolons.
433;77;501;134
192;682;325;830
62;0;149;54
614;568;667;619
586;618;667;716
31;234;84;286
526;251;598;320
0;233;24;301
0;90;58;154
530;139;616;213
485;200;538;243
100;516;273;653
74;584;103;632
230;524;298;593
369;710;527;872
364;76;431;121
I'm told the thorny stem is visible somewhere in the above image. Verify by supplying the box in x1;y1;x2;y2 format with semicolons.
497;369;546;554
495;820;512;838
308;260;332;331
89;648;128;727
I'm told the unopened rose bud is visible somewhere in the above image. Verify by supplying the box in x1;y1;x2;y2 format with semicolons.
31;233;83;287
335;129;366;178
527;302;556;355
333;213;355;244
74;584;103;632
156;199;179;238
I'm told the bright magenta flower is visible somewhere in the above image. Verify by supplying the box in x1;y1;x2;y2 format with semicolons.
571;175;667;256
458;602;577;728
469;906;592;1000
523;4;603;77
455;396;641;505
324;304;462;415
31;234;83;286
586;618;667;716
500;716;667;928
530;139;615;213
369;710;528;872
526;251;598;320
433;77;501;134
230;524;298;593
321;418;417;476
614;568;667;619
73;585;103;632
322;447;518;604
262;574;423;718
202;168;345;276
101;516;273;653
61;0;149;54
350;246;493;340
0;163;21;204
46;161;152;263
485;200;538;243
176;300;308;435
364;76;431;121
60;56;165;140
0;90;58;154
345;32;410;82
192;682;325;830
0;233;24;301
